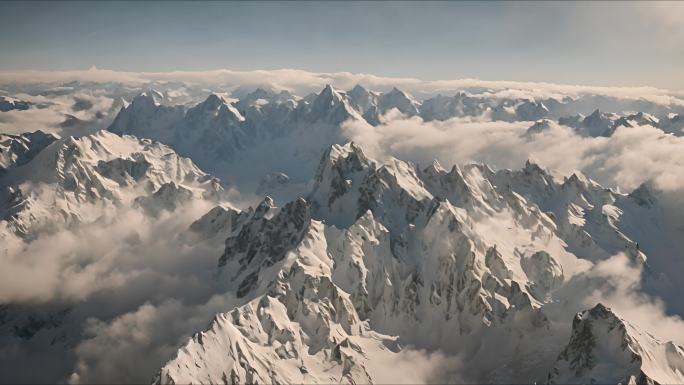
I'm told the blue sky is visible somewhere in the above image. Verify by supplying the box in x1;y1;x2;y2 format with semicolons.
1;1;683;88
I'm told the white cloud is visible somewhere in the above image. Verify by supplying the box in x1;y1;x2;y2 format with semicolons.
0;199;239;383
366;348;467;384
0;200;218;303
70;294;237;384
1;68;682;106
0;90;123;136
342;116;684;194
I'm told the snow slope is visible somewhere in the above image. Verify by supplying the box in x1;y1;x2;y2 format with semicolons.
0;130;223;239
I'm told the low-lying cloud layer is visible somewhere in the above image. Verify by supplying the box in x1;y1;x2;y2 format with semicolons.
342;115;684;193
0;89;122;136
0;201;240;383
0;201;221;303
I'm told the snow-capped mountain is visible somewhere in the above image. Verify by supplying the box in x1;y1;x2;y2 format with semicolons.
525;119;553;136
661;113;684;136
558;109;619;137
612;111;660;130
556;109;667;137
0;96;31;112
515;100;550;121
0;130;223;239
418;92;486;121
107;85;684;188
291;85;362;127
376;87;420;117
155;141;684;384
105;85;578;198
0;131;57;176
233;88;298;129
345;86;421;124
2;80;684;385
107;85;486;173
548;304;684;384
108;91;186;144
107;85;361;181
346;84;379;117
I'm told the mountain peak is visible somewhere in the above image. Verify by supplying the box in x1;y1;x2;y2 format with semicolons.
629;182;658;207
255;196;276;217
516;100;549;121
137;89;165;104
585;302;612;317
321;84;336;95
526;119;552;135
130;89;170;109
306;84;360;124
579;108;617;137
377;87;419;116
325;142;370;168
383;87;414;102
198;93;226;110
546;303;684;385
387;86;405;95
347;84;379;117
192;93;245;122
423;159;447;176
248;87;275;99
132;92;157;107
588;108;602;117
350;84;369;94
524;159;545;173
549;303;630;382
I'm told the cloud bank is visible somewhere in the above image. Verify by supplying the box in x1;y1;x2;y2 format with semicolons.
0;201;239;383
342;115;684;194
1;67;683;106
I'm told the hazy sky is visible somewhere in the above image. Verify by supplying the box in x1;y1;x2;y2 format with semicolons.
1;1;683;89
